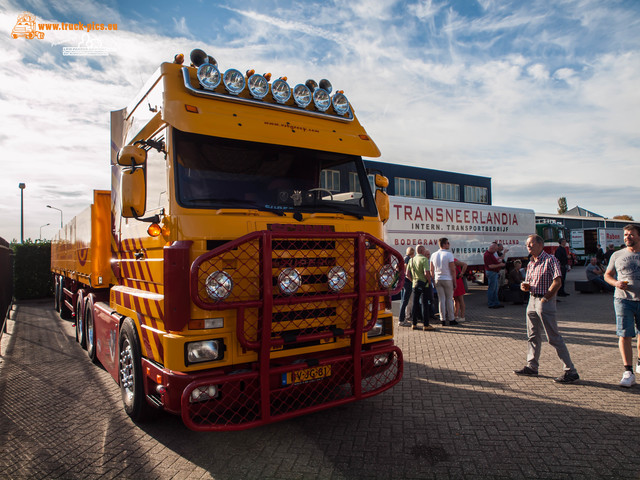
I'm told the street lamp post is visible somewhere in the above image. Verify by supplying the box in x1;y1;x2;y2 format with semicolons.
40;223;50;240
19;183;25;243
46;205;63;229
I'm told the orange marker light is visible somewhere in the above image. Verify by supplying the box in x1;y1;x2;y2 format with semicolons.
147;223;162;237
263;73;272;81
185;104;199;113
246;69;255;77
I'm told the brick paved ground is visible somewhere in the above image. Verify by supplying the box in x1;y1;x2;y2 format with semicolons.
1;267;639;479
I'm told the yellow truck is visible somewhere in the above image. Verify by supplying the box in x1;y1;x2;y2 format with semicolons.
51;48;404;430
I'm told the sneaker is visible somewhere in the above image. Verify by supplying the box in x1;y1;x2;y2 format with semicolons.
620;371;636;388
554;371;580;383
398;321;411;327
456;317;465;323
636;359;640;374
423;325;436;331
513;366;538;376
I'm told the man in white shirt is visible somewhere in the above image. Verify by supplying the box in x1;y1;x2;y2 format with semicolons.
430;237;457;326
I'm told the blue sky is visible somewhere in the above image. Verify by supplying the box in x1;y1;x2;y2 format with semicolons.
1;0;639;241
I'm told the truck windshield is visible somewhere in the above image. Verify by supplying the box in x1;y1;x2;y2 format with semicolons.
174;129;377;217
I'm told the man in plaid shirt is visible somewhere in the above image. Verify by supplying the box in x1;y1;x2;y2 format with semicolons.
514;234;580;383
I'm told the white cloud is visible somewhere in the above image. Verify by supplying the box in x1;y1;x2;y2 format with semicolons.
1;0;640;242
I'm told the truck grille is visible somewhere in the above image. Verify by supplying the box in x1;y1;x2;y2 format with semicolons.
190;231;403;351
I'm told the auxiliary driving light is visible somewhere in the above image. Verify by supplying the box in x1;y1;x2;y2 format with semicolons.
332;92;350;115
293;84;312;108
313;88;331;112
223;68;245;95
247;73;269;99
327;266;348;292
205;271;233;301
197;63;221;90
278;268;302;295
189;384;219;403
373;353;390;367
378;264;395;289
271;78;291;104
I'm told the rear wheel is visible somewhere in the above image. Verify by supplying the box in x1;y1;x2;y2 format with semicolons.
75;292;86;348
85;299;97;362
119;318;155;422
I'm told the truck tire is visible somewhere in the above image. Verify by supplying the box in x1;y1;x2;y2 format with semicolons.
59;278;72;320
85;297;97;363
119;318;155;422
75;292;86;348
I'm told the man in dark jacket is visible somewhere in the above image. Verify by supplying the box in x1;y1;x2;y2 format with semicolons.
554;239;569;297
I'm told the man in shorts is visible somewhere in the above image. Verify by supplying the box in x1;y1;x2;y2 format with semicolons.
604;224;640;388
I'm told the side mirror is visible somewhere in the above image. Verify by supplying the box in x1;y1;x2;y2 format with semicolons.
118;145;147;166
120;167;146;218
374;174;389;189
374;174;390;223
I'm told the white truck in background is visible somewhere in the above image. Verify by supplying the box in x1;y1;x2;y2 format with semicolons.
384;196;536;277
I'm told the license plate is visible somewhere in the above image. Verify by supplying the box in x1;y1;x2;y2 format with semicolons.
282;365;331;386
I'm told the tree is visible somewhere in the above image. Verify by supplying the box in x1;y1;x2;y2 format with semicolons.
613;215;634;221
557;197;567;214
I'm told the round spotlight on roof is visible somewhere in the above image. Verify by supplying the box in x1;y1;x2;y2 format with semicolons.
319;79;332;94
197;63;221;91
223;69;245;95
247;73;269;99
271;78;291;104
293;84;312;108
313;88;331;112
305;79;318;91
206;55;217;67
332;92;350;115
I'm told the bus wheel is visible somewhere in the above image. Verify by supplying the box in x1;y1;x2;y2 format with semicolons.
119;318;155;422
85;301;97;362
76;293;86;348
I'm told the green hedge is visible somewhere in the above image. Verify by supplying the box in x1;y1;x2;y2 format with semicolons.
12;240;54;300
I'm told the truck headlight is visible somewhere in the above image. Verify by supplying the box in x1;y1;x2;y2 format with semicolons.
367;319;384;338
327;266;348;292
186;339;224;365
205;271;233;301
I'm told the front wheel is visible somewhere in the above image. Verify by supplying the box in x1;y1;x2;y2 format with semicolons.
119;318;155;422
